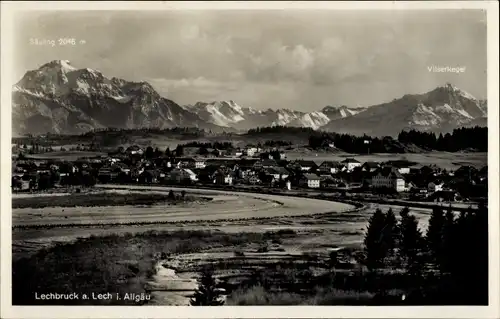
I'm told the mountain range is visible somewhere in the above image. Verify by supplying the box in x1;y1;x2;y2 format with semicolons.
183;101;366;130
12;60;487;137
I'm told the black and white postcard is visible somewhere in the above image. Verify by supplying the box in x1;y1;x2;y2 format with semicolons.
1;1;498;318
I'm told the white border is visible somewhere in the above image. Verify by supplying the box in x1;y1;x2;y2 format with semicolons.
1;1;499;318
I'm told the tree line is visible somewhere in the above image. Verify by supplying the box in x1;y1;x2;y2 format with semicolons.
180;141;234;150
398;126;487;152
245;125;486;153
247;126;316;136
363;203;488;304
263;140;292;147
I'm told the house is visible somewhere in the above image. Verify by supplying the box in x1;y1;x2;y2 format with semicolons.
246;175;261;185
166;168;193;184
405;181;417;191
194;158;206;169
126;145;144;156
233;149;244;157
139;169;160;183
318;161;342;174
371;167;406;192
253;159;276;170
361;162;380;173
261;159;278;169
214;170;233;185
341;158;361;172
235;167;255;179
266;167;290;181
113;162;130;174
428;180;444;193
292;160;317;172
178;157;196;169
238;158;260;170
276;151;287;160
244;147;259;157
259;152;275;160
266;150;286;160
320;178;340;189
299;173;321;188
386;161;412;174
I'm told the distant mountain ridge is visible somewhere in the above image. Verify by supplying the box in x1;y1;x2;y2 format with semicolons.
184;102;367;130
12;60;228;135
12;60;487;136
319;83;487;136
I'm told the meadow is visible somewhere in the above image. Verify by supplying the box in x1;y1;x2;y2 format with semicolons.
285;151;487;170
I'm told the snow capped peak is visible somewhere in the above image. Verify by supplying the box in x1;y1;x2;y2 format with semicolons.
322;105;347;111
40;60;77;72
220;100;244;114
84;67;100;75
189;100;248;127
437;82;477;100
321;105;366;119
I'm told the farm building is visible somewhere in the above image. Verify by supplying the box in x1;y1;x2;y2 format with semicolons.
371;167;406;192
291;160;317;172
428;180;445;193
299;173;321;188
318;161;343;174
126;145;144;156
341;158;362;172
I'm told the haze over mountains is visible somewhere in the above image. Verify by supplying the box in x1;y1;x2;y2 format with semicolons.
12;60;487;137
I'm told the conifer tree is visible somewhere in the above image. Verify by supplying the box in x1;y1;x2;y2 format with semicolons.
383;208;398;258
399;213;423;273
364;208;388;270
439;208;455;273
426;207;445;263
190;267;225;306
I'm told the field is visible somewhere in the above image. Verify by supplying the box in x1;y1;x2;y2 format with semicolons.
12;230;293;305
285;151;488;170
11;184;443;305
25;151;107;161
11;190;207;209
12;198;433;306
12;186;354;229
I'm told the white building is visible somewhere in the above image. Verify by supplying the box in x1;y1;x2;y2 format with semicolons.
398;167;411;175
318;161;342;174
341;158;362;172
371;167;406;192
194;158;206;169
428;181;444;193
244;147;258;157
214;171;233;185
126;145;144;156
299;173;321;188
293;160;316;172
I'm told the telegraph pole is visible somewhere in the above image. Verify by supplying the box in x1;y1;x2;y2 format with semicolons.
364;140;371;155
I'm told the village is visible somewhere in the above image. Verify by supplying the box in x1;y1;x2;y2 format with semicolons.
11;142;488;203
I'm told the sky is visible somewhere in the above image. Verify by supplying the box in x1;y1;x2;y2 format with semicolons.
13;9;487;111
